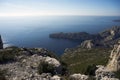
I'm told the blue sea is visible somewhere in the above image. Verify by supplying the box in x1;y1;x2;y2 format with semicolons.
0;16;120;55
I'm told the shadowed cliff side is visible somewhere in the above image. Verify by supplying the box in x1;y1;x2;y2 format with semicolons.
0;35;3;49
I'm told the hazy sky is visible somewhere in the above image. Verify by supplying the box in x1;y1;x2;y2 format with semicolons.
0;0;120;16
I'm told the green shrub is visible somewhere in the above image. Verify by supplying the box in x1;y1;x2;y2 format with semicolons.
84;64;97;76
60;60;68;76
0;47;21;64
38;61;55;75
0;50;15;64
0;69;7;80
114;70;120;79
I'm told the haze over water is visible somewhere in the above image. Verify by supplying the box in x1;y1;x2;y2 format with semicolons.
0;16;120;55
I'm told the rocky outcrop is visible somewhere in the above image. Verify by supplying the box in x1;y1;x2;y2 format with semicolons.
0;35;3;49
0;48;62;80
69;74;89;80
80;40;95;49
106;40;120;72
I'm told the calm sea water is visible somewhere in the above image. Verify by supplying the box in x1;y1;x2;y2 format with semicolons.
0;16;120;55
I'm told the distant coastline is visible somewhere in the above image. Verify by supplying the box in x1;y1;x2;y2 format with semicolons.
113;19;120;22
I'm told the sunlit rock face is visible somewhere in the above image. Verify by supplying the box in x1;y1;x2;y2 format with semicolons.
80;40;94;49
0;35;3;49
106;40;120;72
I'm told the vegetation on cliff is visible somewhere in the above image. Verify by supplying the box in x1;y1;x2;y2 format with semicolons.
61;47;111;74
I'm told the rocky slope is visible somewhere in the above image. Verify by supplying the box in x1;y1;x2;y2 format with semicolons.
0;47;63;80
50;26;120;48
0;35;3;49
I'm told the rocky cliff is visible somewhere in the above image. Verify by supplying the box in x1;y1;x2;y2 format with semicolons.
106;40;120;72
0;35;3;49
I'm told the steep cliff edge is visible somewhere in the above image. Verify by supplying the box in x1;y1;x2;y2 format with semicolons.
0;35;3;49
106;40;120;71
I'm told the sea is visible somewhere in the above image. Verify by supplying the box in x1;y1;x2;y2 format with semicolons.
0;16;120;55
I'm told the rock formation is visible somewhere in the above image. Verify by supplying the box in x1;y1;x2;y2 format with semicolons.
0;35;3;49
106;40;120;71
80;40;95;49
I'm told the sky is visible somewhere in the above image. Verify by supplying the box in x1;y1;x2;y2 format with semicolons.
0;0;120;16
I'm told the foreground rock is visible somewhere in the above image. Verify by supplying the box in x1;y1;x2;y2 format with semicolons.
0;48;62;80
0;35;3;49
69;74;89;80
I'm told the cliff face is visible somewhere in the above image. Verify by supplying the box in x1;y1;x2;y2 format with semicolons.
0;35;3;49
106;40;120;71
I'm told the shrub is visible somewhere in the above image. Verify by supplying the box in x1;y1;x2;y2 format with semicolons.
114;70;120;79
38;61;55;75
84;64;97;76
0;69;7;80
0;47;21;64
0;50;15;64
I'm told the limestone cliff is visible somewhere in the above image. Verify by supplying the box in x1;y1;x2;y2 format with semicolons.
0;35;3;49
106;40;120;71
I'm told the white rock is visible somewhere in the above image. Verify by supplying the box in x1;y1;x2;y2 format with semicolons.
44;57;61;67
70;73;88;80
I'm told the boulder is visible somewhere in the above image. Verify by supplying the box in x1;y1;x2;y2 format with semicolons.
69;73;89;80
51;75;62;80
